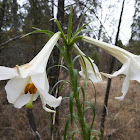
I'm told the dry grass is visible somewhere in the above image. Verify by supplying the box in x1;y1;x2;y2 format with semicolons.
0;76;140;140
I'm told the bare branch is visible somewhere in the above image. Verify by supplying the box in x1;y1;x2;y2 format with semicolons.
0;35;22;50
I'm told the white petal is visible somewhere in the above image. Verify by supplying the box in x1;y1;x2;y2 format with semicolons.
38;82;62;108
82;36;140;100
82;36;133;58
32;72;62;108
115;75;130;100
31;72;47;91
5;78;28;103
16;32;61;78
42;105;56;113
31;32;61;67
129;59;140;83
42;93;62;108
40;94;57;113
88;63;102;82
100;60;130;78
28;32;61;75
88;72;101;83
79;70;85;79
17;65;30;78
0;66;18;80
32;72;49;95
79;64;102;83
14;93;39;108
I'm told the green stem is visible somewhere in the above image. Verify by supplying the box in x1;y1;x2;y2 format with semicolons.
74;91;87;139
65;48;87;139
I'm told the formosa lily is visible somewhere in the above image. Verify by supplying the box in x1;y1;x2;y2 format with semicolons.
82;36;140;100
73;44;102;83
0;32;62;112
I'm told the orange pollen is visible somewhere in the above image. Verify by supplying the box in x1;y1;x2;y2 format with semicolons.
24;83;37;94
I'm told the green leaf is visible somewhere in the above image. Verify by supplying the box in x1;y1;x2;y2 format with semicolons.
55;19;67;43
84;106;92;111
90;81;97;106
85;123;91;140
77;5;92;30
64;116;71;140
80;29;100;33
67;6;73;42
58;83;68;97
62;97;70;100
71;36;83;43
56;44;70;66
72;54;82;64
80;55;88;86
84;101;96;129
70;21;92;44
91;130;101;139
31;29;54;35
72;114;80;129
80;87;86;113
69;92;74;125
90;135;97;140
73;69;78;93
47;65;68;73
67;130;81;140
83;55;98;81
50;80;67;94
58;52;63;65
21;29;54;38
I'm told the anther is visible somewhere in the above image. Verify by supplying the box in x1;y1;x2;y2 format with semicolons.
24;83;37;94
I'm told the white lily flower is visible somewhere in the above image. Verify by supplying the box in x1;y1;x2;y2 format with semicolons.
82;36;140;100
0;32;62;112
73;44;102;83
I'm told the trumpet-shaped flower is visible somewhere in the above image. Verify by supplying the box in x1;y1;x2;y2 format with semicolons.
73;44;102;83
0;32;62;112
82;36;140;100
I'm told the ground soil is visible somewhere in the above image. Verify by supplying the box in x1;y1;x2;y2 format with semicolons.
0;75;140;140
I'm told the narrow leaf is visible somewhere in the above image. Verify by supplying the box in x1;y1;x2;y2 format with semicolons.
64;116;71;140
67;6;73;42
70;92;74;125
55;19;67;42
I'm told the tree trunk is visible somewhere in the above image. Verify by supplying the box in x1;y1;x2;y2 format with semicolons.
57;0;64;28
0;0;7;43
50;0;65;140
12;0;18;32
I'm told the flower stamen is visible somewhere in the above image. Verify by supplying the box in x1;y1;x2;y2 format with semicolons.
24;83;37;94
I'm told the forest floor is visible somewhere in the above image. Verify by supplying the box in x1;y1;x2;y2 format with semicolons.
0;75;140;140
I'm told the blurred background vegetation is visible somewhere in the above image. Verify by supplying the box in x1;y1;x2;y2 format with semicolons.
0;0;139;71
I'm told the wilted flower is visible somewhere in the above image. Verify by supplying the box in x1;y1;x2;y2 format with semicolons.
83;36;140;100
73;44;102;83
0;32;62;112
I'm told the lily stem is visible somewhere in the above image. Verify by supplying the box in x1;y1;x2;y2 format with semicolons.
64;45;88;139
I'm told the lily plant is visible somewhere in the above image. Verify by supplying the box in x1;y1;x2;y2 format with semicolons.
1;6;139;140
82;36;140;100
0;32;62;113
50;8;102;139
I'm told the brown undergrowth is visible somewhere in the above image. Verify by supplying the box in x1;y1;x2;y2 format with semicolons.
0;76;140;140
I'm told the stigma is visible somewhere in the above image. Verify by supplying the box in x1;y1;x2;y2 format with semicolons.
24;83;37;94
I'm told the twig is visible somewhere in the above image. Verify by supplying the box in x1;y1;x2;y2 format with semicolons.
0;35;22;49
